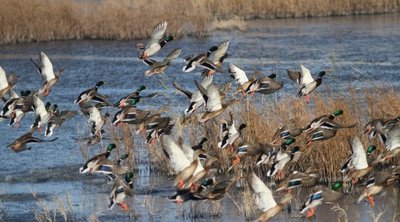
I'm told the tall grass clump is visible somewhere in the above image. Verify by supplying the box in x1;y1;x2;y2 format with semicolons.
159;87;400;180
0;0;399;44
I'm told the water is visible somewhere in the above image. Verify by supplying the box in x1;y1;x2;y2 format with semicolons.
0;13;400;221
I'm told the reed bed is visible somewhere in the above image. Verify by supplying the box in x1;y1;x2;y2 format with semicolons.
120;87;400;181
1;0;399;44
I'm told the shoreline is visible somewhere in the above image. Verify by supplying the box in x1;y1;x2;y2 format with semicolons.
0;0;399;45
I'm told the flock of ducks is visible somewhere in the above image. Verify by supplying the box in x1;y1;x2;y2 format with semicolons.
1;21;400;221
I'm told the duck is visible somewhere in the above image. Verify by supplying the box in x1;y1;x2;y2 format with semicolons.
108;172;134;211
173;75;213;115
276;169;319;192
168;187;206;204
114;85;157;108
141;116;174;144
79;144;129;175
271;125;303;144
195;80;239;123
1;89;20;119
287;64;326;103
358;166;400;208
249;172;293;222
0;66;16;101
364;119;400;162
142;48;182;76
7;90;35;127
228;63;257;96
267;146;302;180
45;106;77;137
30;51;64;97
138;21;173;59
253;74;284;95
201;41;230;77
88;106;109;136
218;112;247;150
198;176;237;200
300;181;344;218
31;95;51;131
160;135;205;189
184;156;219;190
302;109;345;133
233;139;295;167
7;127;58;152
182;45;220;72
305;128;338;145
342;137;377;184
74;81;111;106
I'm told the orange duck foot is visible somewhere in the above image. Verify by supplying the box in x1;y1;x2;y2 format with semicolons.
306;207;315;218
231;156;240;165
118;202;129;211
368;195;375;208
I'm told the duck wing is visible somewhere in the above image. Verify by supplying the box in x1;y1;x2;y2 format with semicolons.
250;172;277;212
228;63;249;85
160;135;191;173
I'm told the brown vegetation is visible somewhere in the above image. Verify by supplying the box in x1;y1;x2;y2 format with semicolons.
0;0;399;44
131;87;400;181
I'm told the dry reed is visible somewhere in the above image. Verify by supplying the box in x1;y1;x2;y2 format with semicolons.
1;0;399;44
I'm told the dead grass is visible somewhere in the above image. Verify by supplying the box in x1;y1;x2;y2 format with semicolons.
0;0;399;44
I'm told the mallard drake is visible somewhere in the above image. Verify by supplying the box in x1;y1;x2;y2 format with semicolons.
287;64;326;103
138;21;173;59
114;85;155;108
201;41;229;77
31;95;51;131
305;128;338;145
45;106;77;137
218;112;247;150
184;156;219;189
342;137;377;184
88;106;109;136
0;66;16;101
7;127;58;152
182;45;220;72
271;125;303;144
195;80;239;123
108;172;134;211
142;48;182;76
79;144;129;175
276;169;319;192
173;75;213;114
267;146;302;180
249;172;293;222
300;181;344;218
364;119;400;161
358;166;400;208
303;109;344;133
198;176;236;200
341;142;376;174
74;81;111;106
160;135;205;189
30;51;64;97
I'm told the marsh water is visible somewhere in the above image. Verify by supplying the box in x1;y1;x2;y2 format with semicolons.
1;13;400;221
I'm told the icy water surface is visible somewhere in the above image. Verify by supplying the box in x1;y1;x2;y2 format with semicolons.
1;13;400;221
